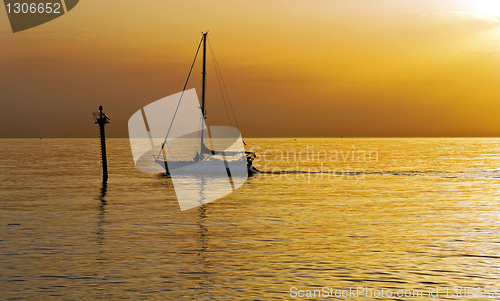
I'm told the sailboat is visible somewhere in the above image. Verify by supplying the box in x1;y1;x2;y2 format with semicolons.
151;32;259;177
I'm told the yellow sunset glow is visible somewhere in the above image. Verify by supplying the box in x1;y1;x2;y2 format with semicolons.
470;0;500;16
2;0;500;137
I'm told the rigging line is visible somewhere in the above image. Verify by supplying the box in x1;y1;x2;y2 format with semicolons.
198;109;205;158
208;38;234;130
208;39;233;127
204;55;208;119
184;36;204;92
208;39;242;131
157;35;204;158
203;61;216;154
208;40;247;145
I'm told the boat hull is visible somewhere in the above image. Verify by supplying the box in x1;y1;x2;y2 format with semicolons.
155;159;260;177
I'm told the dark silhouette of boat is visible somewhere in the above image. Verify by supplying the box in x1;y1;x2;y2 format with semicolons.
153;32;259;177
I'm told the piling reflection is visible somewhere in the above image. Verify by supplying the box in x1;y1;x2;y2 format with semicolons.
95;181;109;299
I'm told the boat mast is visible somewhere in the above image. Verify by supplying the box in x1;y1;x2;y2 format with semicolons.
201;32;207;118
200;32;208;156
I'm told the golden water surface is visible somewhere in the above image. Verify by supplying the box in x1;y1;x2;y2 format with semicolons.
1;138;499;300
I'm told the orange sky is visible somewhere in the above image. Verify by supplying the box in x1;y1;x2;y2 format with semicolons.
1;0;500;137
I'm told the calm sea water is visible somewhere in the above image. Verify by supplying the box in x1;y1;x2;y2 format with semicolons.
1;138;500;300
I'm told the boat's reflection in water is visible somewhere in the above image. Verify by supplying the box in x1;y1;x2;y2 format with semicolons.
158;174;235;297
196;204;210;296
164;172;247;211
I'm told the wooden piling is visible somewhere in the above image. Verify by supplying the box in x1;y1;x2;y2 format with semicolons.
93;106;110;182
